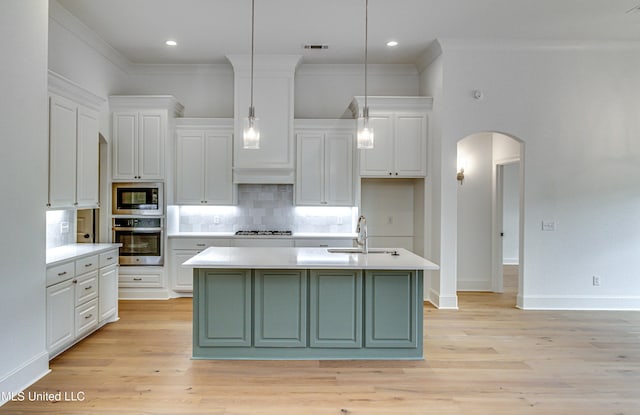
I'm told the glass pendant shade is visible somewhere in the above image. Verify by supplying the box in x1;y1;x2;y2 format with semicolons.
357;107;374;149
243;107;260;149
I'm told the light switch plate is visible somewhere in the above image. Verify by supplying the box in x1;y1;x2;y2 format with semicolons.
541;220;556;231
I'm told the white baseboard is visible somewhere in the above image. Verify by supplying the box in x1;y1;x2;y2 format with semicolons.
427;288;458;309
520;295;640;310
118;288;170;300
0;351;49;407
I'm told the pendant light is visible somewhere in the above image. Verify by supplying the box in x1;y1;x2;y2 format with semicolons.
357;0;374;149
243;0;260;149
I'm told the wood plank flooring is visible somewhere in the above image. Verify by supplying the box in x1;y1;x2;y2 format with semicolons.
3;269;640;414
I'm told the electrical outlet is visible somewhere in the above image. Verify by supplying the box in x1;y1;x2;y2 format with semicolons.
336;216;343;225
592;275;601;286
60;221;69;234
541;220;556;231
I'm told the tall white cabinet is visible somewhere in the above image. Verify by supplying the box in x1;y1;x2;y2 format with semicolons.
294;120;355;206
350;96;432;178
48;71;104;209
175;118;234;205
110;96;184;181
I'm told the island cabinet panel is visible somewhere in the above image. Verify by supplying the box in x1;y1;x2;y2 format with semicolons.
309;270;362;348
364;270;419;348
196;270;252;347
254;270;307;347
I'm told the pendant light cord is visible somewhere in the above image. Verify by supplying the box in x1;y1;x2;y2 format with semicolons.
364;0;369;112
250;0;255;111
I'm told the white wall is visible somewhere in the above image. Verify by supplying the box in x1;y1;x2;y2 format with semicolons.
432;40;640;309
456;133;493;290
0;0;50;402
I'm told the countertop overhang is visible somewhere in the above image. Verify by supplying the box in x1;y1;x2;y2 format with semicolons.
182;247;439;270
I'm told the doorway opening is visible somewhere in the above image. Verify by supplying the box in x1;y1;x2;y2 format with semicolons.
456;132;523;308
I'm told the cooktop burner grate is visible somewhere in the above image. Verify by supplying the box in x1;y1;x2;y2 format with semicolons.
235;230;293;236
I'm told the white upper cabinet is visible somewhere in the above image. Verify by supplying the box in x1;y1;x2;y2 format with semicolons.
175;119;234;205
48;71;104;209
350;96;432;178
295;120;355;206
227;55;301;184
110;96;183;181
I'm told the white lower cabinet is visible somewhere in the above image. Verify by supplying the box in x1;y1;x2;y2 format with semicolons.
46;249;119;359
169;238;232;294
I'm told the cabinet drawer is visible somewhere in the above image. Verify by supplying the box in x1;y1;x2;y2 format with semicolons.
119;273;162;287
99;250;118;267
171;238;232;250
75;271;98;304
75;255;99;275
294;238;354;248
46;261;75;286
75;298;98;338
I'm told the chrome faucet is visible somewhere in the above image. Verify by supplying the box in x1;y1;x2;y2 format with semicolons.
355;215;368;254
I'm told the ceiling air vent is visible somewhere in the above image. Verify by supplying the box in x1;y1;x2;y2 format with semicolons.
303;44;329;50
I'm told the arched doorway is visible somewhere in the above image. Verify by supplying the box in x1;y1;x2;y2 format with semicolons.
456;132;524;307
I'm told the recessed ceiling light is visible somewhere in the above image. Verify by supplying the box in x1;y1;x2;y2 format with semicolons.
165;40;177;46
386;41;398;47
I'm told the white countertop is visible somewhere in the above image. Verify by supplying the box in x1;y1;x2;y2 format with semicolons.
168;232;356;239
46;243;121;266
182;247;439;271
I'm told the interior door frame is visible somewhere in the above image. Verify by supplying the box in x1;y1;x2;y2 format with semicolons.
491;158;520;293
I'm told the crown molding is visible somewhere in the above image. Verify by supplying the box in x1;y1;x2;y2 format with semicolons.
296;64;418;77
49;0;132;73
48;70;106;111
129;64;233;76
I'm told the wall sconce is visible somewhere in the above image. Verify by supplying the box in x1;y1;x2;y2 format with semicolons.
457;157;467;185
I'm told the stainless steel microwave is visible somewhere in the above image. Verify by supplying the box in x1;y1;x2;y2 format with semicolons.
112;182;163;215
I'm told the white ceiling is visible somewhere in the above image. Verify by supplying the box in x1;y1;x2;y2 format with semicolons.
57;0;640;65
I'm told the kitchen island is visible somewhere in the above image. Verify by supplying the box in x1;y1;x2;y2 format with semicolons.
183;247;439;360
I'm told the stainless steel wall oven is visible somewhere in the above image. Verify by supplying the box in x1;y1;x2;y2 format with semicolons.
112;217;163;265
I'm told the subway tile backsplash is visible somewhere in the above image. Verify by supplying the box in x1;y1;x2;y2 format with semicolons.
176;184;356;234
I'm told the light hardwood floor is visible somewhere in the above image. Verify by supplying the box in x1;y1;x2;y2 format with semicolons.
3;268;640;414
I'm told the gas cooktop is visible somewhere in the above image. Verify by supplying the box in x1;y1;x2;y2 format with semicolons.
235;230;293;236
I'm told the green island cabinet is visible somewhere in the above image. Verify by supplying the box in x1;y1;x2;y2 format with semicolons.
193;268;423;360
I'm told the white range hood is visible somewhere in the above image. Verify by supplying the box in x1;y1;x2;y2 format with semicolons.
227;55;302;184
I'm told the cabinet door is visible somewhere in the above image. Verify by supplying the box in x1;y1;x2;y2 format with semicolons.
204;132;233;204
176;131;205;204
99;264;118;323
359;115;394;177
138;111;165;180
46;279;75;354
76;106;99;208
395;114;427;177
49;95;77;208
112;112;137;180
196;270;252;347
309;270;362;348
324;132;354;206
295;133;324;205
254;270;307;347
364;270;418;348
172;250;199;292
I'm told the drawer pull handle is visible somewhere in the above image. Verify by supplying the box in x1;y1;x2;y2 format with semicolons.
106;257;114;261
196;244;206;247
73;279;78;284
133;277;143;281
85;263;93;267
84;314;93;320
57;271;67;276
319;244;328;247
84;286;92;290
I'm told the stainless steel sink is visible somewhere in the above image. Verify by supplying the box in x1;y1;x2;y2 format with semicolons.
326;248;398;255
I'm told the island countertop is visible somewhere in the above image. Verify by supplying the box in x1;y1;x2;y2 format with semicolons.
182;247;439;270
